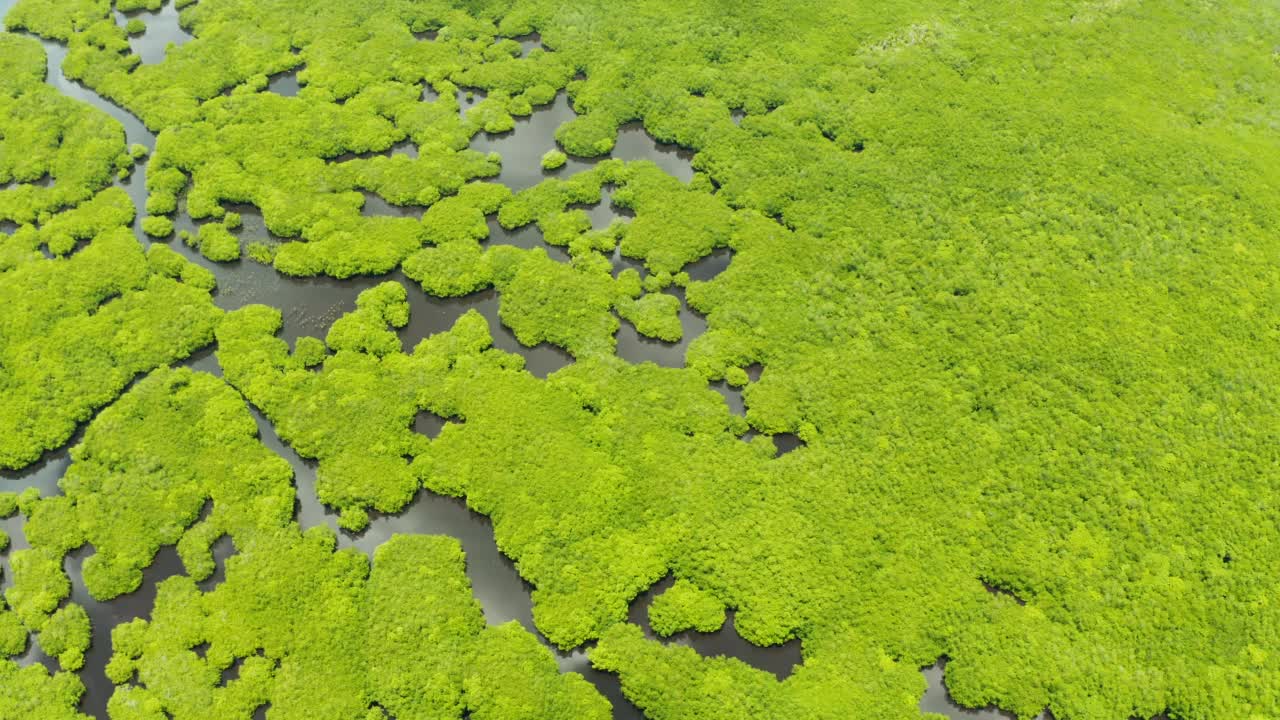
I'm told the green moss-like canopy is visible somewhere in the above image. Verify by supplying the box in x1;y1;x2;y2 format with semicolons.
3;0;1280;718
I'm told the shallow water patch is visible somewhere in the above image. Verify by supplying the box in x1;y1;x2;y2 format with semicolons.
684;247;734;282
115;1;193;65
266;68;302;97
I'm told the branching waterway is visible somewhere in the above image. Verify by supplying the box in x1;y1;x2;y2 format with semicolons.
0;2;1006;718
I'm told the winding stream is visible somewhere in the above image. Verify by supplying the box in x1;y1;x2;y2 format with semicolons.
0;3;1015;719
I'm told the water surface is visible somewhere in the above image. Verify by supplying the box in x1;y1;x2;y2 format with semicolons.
0;10;989;720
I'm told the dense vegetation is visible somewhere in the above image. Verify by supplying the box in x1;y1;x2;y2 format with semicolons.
3;0;1280;719
5;369;609;719
0;34;133;225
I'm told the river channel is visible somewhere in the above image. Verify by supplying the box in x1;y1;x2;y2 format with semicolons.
0;3;1028;718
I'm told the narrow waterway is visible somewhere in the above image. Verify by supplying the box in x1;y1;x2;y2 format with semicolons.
0;5;1000;720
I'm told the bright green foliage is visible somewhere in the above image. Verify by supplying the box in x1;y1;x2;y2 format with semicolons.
116;0;162;12
0;661;90;720
6;0;577;278
124;17;144;35
533;2;1280;716
37;604;91;671
12;0;574;130
140;214;173;238
647;579;725;636
6;365;608;718
414;354;758;649
8;0;1280;717
496;159;619;229
404;160;719;354
216;297;433;532
0;492;17;517
3;0;108;41
537;209;592;248
609;163;733;275
141;89;490;277
6;367;295;679
404;181;514;294
465;622;611;720
490;247;630;357
365;534;486;719
615;292;682;343
422;182;511;245
402;239;492;297
594;624;941;720
217;301;759;647
0;34;130;225
245;241;275;264
146;243;217;291
111;528;609;720
110;526;372;720
6;545;70;631
16;488;41;516
216;287;737;550
325;281;410;357
540;149;566;170
496;158;731;268
0;609;26;657
0;187;135;264
0;200;222;469
194;221;239;262
403;183;511;294
0;552;29;659
368;535;612;720
723;366;749;388
19;368;294;601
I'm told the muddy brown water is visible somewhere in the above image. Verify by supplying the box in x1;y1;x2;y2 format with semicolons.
0;5;1018;720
